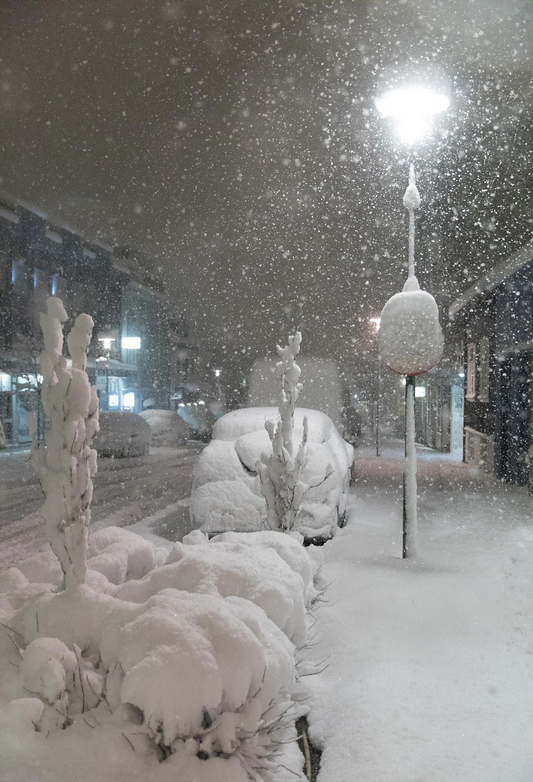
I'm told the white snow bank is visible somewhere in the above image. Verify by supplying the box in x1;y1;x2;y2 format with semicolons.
87;526;167;584
0;527;166;607
211;530;316;605
115;538;308;645
100;589;295;747
140;409;189;447
0;697;255;782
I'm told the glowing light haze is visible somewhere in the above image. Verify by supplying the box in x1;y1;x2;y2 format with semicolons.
375;86;451;143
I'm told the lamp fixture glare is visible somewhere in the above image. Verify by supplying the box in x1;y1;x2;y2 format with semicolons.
375;86;450;144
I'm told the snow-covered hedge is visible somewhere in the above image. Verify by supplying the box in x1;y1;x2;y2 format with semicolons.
0;300;314;782
0;526;315;782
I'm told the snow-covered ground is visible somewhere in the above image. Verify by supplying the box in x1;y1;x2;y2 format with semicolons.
0;444;203;568
306;440;533;782
2;436;532;781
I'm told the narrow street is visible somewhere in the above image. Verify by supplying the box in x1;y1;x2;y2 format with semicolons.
0;443;203;569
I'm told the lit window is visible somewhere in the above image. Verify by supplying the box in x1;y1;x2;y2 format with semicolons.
478;338;490;402
123;392;135;410
108;394;119;409
122;337;141;350
0;372;11;392
466;343;476;400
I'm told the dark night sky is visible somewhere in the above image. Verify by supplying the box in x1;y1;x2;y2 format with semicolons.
1;0;533;377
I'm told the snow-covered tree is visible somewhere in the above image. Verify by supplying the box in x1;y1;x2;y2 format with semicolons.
258;332;310;533
31;297;99;590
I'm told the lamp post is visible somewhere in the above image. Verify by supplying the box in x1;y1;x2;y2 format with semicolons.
97;333;116;411
375;81;448;558
369;317;381;457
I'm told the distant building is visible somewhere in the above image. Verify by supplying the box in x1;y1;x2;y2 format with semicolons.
0;193;194;445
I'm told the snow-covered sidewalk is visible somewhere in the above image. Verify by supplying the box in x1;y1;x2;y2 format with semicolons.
307;441;533;782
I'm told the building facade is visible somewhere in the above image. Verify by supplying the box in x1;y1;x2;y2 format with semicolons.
0;194;193;445
450;238;533;484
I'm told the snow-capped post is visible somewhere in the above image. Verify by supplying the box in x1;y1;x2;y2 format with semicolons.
31;297;99;590
257;332;310;533
378;166;443;558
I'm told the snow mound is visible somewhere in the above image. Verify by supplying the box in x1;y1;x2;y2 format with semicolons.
99;589;295;748
140;409;189;447
192;478;266;532
211;530;316;605
88;526;166;584
115;539;307;645
20;637;77;704
379;278;443;375
2;523;309;781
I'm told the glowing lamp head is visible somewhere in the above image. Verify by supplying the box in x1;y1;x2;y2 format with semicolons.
375;86;450;144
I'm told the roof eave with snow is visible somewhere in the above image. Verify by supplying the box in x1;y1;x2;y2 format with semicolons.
449;237;533;320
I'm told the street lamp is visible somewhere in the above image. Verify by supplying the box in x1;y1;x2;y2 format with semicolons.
369;317;381;457
375;86;450;145
375;79;448;558
97;332;117;411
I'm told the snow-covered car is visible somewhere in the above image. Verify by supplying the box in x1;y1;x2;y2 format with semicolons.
191;407;354;541
177;404;217;442
140;409;189;447
94;411;151;458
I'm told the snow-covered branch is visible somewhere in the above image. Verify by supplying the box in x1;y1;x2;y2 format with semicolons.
31;297;99;590
258;332;310;533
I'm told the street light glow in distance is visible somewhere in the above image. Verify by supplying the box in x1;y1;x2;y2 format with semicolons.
375;86;450;144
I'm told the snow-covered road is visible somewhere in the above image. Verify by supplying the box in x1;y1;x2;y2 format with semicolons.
0;444;204;569
307;442;533;782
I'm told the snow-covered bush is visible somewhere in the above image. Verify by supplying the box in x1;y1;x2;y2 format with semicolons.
115;536;308;645
30;297;99;591
211;529;316;606
140;408;189;447
258;332;318;533
87;526;169;584
99;590;297;766
1;525;315;781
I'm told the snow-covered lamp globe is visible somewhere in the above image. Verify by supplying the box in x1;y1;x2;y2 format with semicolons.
378;166;443;375
378;275;443;376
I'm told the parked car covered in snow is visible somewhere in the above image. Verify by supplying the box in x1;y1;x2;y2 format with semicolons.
248;357;347;434
191;407;354;541
94;411;151;458
140;409;189;447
